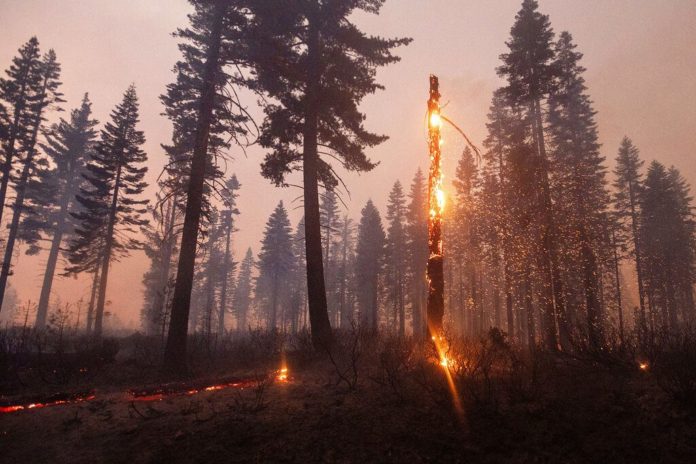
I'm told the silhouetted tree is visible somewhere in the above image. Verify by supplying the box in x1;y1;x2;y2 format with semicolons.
384;181;408;336
163;0;250;373
0;48;63;310
641;162;696;331
253;0;410;348
497;0;565;349
217;174;240;333
613;137;647;333
547;31;611;348
356;200;385;330
20;94;97;328
0;37;43;228
406;169;428;337
69;85;148;337
257;201;293;329
232;247;254;332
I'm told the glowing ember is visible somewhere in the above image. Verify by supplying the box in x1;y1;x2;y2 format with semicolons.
639;362;649;371
429;111;442;128
129;377;253;401
439;356;451;369
277;367;289;382
0;392;95;414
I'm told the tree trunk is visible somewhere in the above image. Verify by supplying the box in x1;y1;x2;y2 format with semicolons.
524;273;535;349
218;216;232;334
628;180;648;336
163;5;225;375
0;149;35;308
302;12;333;349
35;184;73;328
93;162;122;338
581;230;602;348
0;73;48;311
531;97;567;350
86;268;100;332
612;230;624;344
151;197;177;335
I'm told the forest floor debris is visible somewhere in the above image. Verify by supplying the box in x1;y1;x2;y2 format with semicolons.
2;330;696;463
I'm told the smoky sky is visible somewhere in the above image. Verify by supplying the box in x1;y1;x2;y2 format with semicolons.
1;0;694;327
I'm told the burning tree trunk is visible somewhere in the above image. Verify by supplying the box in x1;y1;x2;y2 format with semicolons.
426;75;445;336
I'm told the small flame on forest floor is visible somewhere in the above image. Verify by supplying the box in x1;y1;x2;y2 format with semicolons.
639;362;649;371
276;367;289;383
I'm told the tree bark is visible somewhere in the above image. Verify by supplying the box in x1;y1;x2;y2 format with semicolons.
302;12;333;349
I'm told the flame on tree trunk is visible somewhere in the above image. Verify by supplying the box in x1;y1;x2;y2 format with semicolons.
426;75;445;336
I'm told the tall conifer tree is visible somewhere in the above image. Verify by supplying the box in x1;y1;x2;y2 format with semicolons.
0;37;43;228
21;94;98;327
163;0;250;372
613;137;648;333
252;0;410;348
385;181;408;336
356;199;385;330
69;85;148;337
257;201;294;329
0;49;63;309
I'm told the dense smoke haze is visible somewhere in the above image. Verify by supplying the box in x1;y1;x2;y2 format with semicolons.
1;0;694;327
3;2;696;462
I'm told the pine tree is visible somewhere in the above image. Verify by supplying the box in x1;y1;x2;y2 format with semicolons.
217;174;240;333
163;0;250;372
69;85;149;337
288;218;308;333
0;37;43;228
320;189;341;323
451;147;481;336
0;49;63;310
252;0;410;348
613;137;648;333
20;94;98;328
497;0;566;350
257;201;294;330
640;162;696;331
385;181;408;336
406;168;428;337
232;247;254;332
356;200;385;330
482;88;526;339
336;215;356;328
547;31;611;348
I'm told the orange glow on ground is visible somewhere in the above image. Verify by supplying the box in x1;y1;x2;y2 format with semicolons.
0;393;96;414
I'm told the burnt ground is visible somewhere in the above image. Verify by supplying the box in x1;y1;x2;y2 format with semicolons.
2;334;696;463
